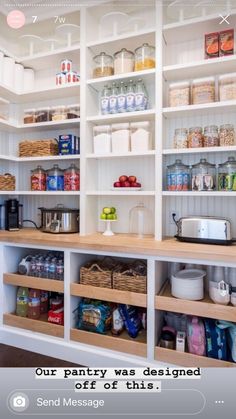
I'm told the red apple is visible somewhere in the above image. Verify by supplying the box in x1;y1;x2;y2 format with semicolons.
128;176;137;183
130;182;139;187
113;181;121;187
136;182;141;187
123;181;131;187
119;175;128;183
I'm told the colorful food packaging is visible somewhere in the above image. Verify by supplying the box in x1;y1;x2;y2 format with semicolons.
58;134;80;155
77;299;112;334
48;307;64;325
111;306;124;336
118;304;142;338
219;29;234;56
205;32;219;59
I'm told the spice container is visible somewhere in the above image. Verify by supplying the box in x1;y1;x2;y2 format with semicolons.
203;125;219;147
93;52;114;78
93;125;111;154
111;123;130;153
46;164;64;191
35;107;50;123
24;108;36;124
114;48;134;74
167;159;190;191
219;73;236;101
218;156;236;191
31;165;46;191
67;104;80;119
64;163;80;191
219;124;235;146
134;43;155;71
169;81;190;107
188;127;204;148
130;121;151;152
192;77;215;104
173;128;188;149
51;106;67;121
192;158;216;191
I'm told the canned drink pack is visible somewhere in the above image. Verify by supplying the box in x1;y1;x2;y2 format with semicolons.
56;72;66;85
67;71;79;83
61;59;72;73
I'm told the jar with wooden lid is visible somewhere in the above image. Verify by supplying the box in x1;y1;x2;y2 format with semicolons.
114;48;134;74
188;127;203;148
169;81;190;107
203;125;219;147
219;124;235;146
93;52;114;78
192;77;215;104
173;128;188;149
134;43;155;71
219;73;236;101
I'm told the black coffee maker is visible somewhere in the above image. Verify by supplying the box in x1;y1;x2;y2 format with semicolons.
5;199;23;231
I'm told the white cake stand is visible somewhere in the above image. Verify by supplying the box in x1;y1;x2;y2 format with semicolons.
56;23;80;48
101;219;117;236
19;34;43;56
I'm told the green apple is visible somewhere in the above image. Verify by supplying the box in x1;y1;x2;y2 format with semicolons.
100;213;107;220
112;214;117;220
107;214;114;220
103;207;111;215
110;207;116;214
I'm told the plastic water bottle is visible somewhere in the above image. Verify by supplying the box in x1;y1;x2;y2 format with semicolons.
135;79;145;111
43;257;50;279
109;82;118;114
49;258;57;279
117;81;126;113
101;84;110;115
143;81;149;110
56;259;64;281
16;287;29;317
29;256;37;277
126;80;135;112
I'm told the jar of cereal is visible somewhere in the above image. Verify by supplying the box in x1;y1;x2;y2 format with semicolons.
203;125;219;147
188;127;203;148
167;159;190;191
219;124;235;146
169;81;190;107
173;128;188;149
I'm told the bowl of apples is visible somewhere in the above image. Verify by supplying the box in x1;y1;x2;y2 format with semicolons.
112;175;142;190
100;207;117;236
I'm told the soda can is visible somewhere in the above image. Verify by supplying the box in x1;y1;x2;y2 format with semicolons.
56;72;66;86
67;71;78;84
61;59;72;73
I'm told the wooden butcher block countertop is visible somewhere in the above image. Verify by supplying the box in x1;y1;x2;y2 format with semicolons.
0;229;235;263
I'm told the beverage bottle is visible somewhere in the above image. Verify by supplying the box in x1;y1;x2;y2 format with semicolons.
126;80;135;112
16;287;29;317
100;84;110;115
134;78;145;111
43;257;50;279
143;80;149;109
117;81;126;113
56;259;64;281
49;257;57;279
28;289;41;319
29;256;37;277
35;256;44;278
109;82;118;114
40;290;49;314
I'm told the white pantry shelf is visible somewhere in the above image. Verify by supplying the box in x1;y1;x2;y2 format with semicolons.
87;28;156;48
87;109;155;123
87;69;155;88
0;154;80;162
0;191;80;196
86;151;155;159
163;55;236;82
163;191;236;197
163;146;236;155
86;191;155;196
163;101;236;118
0;118;80;133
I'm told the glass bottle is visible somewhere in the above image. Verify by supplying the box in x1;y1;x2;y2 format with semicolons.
16;287;29;317
100;84;110;115
109;82;118;114
126;80;135;112
129;203;154;237
117;81;127;113
134;79;145;111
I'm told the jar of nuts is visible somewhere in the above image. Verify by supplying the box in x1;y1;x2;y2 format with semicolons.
203;125;219;147
93;52;114;78
188;127;203;148
192;77;215;105
169;81;190;107
219;124;235;146
173;128;188;149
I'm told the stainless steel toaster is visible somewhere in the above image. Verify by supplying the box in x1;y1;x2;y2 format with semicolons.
175;216;233;245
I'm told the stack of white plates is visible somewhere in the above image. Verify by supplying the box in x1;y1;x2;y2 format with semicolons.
171;269;205;301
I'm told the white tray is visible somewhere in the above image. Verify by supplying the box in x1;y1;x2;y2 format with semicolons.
111;187;142;191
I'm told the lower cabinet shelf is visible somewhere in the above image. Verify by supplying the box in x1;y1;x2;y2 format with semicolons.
3;313;64;338
3;273;64;293
70;328;147;357
155;346;236;368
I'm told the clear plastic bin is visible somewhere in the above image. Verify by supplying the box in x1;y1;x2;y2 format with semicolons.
51;106;67;121
111;123;130;153
130;121;151;152
24;108;36;124
93;125;111;154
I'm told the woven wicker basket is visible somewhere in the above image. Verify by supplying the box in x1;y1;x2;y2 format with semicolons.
80;261;113;288
19;139;58;157
113;262;147;294
0;174;15;191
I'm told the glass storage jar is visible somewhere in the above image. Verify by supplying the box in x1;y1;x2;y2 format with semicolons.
192;158;216;191
130;121;151;152
93;125;111;154
173;128;188;149
24;108;36;124
166;159;190;191
93;52;114;78
134;43;155;71
129;203;154;237
188;127;203;148
64;163;80;191
169;81;190;107
35;107;50;123
31;165;46;191
0;98;9;121
51;106;67;121
219;73;236;101
219;124;235;146
218;156;236;191
46;164;64;191
67;104;80;119
114;48;134;74
192;77;215;104
203;125;219;147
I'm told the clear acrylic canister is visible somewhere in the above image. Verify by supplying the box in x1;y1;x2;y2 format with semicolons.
111;123;130;153
130;121;151;152
93;125;111;154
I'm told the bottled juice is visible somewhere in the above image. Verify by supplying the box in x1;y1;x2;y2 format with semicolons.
16;287;29;317
40;291;49;314
28;289;41;319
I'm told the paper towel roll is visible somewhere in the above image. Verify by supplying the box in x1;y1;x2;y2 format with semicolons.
0;51;4;83
3;56;15;87
23;68;35;91
14;63;24;93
